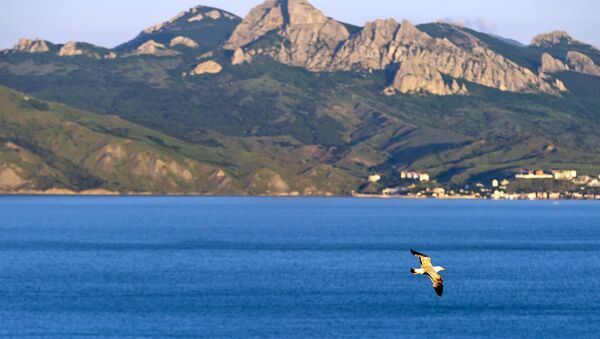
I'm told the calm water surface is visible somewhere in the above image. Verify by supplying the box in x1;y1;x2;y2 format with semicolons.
0;197;599;338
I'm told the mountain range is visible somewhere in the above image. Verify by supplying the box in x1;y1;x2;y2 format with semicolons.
1;0;600;195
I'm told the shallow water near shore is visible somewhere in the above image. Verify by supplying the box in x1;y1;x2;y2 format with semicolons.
1;197;599;338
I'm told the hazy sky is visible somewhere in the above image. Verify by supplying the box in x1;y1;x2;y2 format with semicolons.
2;0;599;49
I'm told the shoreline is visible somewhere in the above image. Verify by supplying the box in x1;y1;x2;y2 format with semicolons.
1;191;600;201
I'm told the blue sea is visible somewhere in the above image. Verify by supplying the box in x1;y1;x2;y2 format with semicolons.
1;197;599;338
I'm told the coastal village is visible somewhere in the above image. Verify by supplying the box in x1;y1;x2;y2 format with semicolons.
357;169;600;200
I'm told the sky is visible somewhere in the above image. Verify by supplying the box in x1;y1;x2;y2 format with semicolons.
1;0;599;49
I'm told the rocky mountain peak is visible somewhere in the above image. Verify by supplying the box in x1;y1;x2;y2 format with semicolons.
284;0;329;26
12;38;50;53
226;0;349;70
143;6;237;35
225;0;348;50
224;0;285;49
531;31;577;47
395;20;432;44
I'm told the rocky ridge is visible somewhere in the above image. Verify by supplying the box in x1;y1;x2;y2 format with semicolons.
56;41;109;59
531;31;583;48
12;38;50;53
143;6;237;35
225;0;565;96
132;40;179;57
566;51;600;76
537;51;600;78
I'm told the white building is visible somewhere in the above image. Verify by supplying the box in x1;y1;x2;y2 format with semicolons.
382;188;399;195
368;174;381;183
515;170;553;179
400;171;430;182
552;170;577;180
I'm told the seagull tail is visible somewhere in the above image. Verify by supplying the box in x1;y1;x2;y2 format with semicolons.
411;268;425;275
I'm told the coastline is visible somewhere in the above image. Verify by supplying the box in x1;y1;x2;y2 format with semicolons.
1;190;600;201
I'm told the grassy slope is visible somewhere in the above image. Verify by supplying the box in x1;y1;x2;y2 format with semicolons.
0;86;358;194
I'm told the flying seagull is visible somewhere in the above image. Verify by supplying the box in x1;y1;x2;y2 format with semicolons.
410;249;445;297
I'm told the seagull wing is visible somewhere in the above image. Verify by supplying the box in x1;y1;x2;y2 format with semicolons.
410;249;432;267
427;271;444;297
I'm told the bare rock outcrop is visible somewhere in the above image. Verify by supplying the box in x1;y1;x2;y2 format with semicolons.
225;0;286;49
539;53;568;75
191;61;223;75
232;48;253;65
12;38;50;53
553;78;568;92
131;153;193;187
94;144;128;172
566;51;600;76
188;8;235;22
204;10;222;20
333;20;558;94
332;19;402;70
57;41;102;58
226;1;563;96
188;14;204;22
144;7;235;36
225;0;349;71
531;31;579;47
170;36;199;49
144;22;166;35
247;168;291;195
133;40;179;57
0;162;27;191
391;59;467;96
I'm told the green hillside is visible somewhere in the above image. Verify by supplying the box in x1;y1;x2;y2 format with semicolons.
0;87;358;194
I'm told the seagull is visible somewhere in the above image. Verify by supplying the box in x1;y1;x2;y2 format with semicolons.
410;249;445;297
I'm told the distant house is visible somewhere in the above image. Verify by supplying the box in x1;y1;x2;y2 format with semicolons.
368;174;381;183
552;170;577;180
382;187;399;195
574;176;592;185
431;187;446;197
492;179;499;188
400;171;430;182
515;170;553;179
549;192;561;200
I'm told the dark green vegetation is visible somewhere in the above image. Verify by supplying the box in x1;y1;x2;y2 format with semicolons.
1;6;600;194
